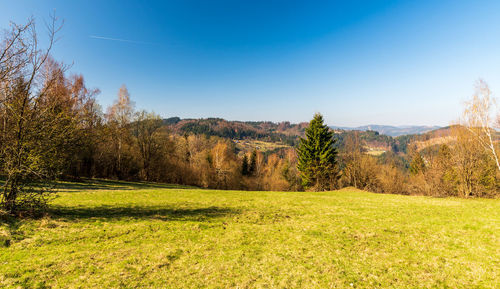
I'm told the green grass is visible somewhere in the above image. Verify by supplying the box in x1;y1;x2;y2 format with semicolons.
0;180;499;288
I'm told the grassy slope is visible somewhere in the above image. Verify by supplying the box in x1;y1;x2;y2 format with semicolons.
0;180;498;288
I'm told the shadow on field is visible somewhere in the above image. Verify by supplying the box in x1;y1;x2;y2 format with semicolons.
48;205;239;221
0;214;24;247
55;179;196;192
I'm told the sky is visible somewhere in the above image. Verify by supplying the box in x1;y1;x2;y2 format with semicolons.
2;0;500;126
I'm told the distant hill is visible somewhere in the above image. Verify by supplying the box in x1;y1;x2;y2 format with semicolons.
161;117;446;154
162;117;308;146
330;125;441;137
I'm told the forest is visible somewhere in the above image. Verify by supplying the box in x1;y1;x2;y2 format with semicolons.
1;17;499;215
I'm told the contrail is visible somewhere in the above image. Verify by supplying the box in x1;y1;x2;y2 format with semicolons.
89;35;157;45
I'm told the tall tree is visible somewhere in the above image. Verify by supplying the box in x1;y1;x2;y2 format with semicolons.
133;110;164;181
241;154;249;176
296;113;339;191
342;131;363;188
66;74;102;177
106;85;134;178
248;149;257;175
211;141;238;189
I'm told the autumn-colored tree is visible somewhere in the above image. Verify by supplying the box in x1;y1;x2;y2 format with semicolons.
341;131;379;190
211;141;237;189
377;164;408;195
261;153;289;191
449;125;496;197
66;74;102;178
414;144;455;196
281;149;302;191
409;152;426;175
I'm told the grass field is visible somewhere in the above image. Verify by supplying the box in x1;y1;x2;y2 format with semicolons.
234;139;291;153
0;180;498;288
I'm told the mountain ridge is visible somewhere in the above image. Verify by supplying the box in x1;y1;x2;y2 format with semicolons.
330;124;441;137
162;117;443;145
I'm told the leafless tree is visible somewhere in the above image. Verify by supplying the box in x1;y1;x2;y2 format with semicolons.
462;80;500;171
133;110;165;181
106;84;134;178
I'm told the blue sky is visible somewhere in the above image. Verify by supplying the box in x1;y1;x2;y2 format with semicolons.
2;0;500;126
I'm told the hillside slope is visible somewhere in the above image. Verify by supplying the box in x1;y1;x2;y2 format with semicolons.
163;117;307;145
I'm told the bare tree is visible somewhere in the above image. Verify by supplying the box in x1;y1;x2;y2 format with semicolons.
342;131;363;188
106;84;134;178
133;110;164;181
462;80;500;171
341;132;379;190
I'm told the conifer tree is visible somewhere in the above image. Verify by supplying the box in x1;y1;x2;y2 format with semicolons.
248;150;257;175
241;154;249;176
296;113;339;190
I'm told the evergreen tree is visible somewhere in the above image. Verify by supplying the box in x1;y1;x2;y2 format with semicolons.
248;150;257;175
296;113;339;190
241;154;249;176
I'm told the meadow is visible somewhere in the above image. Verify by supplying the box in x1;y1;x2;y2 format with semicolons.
0;180;498;288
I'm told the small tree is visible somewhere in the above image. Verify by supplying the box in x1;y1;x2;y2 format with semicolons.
248;150;257;175
241;154;249;176
450;125;496;197
341;132;379;190
296;113;339;191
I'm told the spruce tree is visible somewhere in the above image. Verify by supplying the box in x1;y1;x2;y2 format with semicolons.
248;150;257;175
297;113;339;190
241;154;249;176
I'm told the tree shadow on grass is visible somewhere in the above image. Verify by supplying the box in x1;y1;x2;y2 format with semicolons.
2;205;238;246
0;215;23;247
55;178;198;193
48;205;239;222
